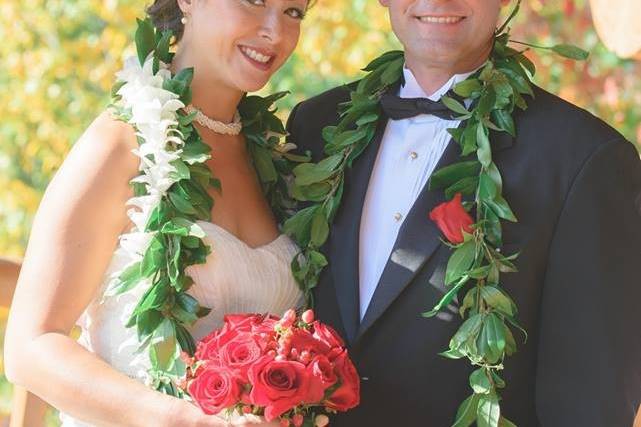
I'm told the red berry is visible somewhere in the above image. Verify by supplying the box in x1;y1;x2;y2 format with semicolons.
280;418;291;427
301;309;315;324
242;406;252;414
292;414;304;427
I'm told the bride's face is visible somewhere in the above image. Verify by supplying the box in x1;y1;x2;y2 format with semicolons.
179;0;307;92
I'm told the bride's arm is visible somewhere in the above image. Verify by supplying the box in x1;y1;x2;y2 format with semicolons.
3;112;223;427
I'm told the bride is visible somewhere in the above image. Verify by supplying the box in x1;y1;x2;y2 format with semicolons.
3;0;311;425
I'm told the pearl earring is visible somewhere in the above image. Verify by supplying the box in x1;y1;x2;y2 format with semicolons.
181;15;188;25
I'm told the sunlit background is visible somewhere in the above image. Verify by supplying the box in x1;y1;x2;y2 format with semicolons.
0;0;639;424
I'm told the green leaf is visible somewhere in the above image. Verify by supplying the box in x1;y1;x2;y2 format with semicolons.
504;323;517;356
476;87;497;116
451;313;483;350
155;30;173;63
310;210;329;247
477;393;501;427
292;182;333;202
161;218;206;238
454;79;482;98
445;176;479;200
498;416;517;427
140;234;165;277
485;313;507;361
381;57;404;85
461;121;479;156
423;276;469;318
445;241;476;286
293;154;342;186
485;196;517;222
442;96;470;115
478;172;498;201
470;368;492;394
175;323;196;356
169;159;191;181
551;44;589;61
283;206;317;247
496;0;520;34
182;140;211;165
250;144;278;183
480;286;514;316
439;348;465;360
354;112;379;127
111;261;143;296
134;282;172;315
134;309;163;338
516;53;536;76
430;161;481;191
452;394;480;427
491;109;516;137
135;18;155;66
168;190;197;215
362;50;404;72
460;287;478;317
326;128;368;152
150;318;177;371
476;124;492;167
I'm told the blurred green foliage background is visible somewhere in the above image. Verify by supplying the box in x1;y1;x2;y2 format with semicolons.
0;0;639;423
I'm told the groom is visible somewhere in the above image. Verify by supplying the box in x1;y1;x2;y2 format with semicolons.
287;0;641;425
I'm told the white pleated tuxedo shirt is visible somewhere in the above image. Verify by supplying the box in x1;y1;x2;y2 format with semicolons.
358;66;475;320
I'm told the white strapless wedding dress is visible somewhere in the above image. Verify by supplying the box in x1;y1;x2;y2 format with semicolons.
59;220;303;426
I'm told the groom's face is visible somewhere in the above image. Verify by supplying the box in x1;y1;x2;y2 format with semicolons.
379;0;510;71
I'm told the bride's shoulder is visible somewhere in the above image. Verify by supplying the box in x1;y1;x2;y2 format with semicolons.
64;110;139;182
43;110;140;226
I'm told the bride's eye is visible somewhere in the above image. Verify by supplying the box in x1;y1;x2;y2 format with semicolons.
285;7;305;20
242;0;266;6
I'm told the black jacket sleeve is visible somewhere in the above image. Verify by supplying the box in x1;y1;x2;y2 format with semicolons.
535;139;641;426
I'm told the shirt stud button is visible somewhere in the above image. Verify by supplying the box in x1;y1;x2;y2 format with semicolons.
410;151;418;160
394;212;403;222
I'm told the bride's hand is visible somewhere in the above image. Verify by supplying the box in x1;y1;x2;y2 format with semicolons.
166;399;230;427
168;399;280;427
229;414;281;427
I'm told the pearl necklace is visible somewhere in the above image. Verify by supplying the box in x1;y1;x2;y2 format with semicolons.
184;105;243;136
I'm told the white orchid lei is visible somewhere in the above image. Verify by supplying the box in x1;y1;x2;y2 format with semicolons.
103;18;302;394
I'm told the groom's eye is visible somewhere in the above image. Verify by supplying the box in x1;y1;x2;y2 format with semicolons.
243;0;266;6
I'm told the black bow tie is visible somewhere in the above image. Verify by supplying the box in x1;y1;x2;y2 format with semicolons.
380;92;459;121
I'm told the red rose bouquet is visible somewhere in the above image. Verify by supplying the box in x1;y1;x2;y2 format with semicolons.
183;309;360;426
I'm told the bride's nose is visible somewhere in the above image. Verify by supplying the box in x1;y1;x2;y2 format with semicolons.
257;10;283;44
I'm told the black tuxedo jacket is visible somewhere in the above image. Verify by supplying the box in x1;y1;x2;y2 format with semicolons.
286;83;641;426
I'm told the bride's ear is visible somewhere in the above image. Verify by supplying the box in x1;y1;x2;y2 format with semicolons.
378;0;390;7
177;0;195;15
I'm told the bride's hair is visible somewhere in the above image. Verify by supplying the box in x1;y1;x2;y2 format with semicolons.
146;0;317;44
146;0;185;42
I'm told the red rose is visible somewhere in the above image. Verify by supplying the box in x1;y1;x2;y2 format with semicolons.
188;366;241;415
307;355;338;402
288;329;331;361
195;327;241;363
248;355;313;421
325;350;360;412
311;321;345;350
428;192;474;244
219;333;265;382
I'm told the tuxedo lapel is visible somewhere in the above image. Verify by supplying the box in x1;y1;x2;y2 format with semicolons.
328;115;389;344
356;125;515;339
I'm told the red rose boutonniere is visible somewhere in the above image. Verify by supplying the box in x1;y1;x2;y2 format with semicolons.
429;193;474;244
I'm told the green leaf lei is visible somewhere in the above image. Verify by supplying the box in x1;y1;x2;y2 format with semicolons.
107;18;304;395
286;2;587;426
